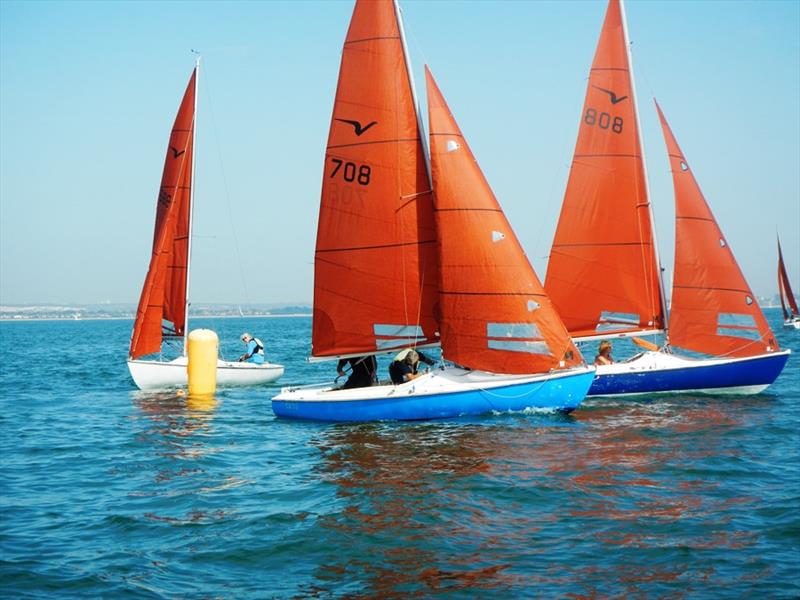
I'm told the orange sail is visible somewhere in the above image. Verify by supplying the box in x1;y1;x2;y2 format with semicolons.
545;0;664;339
426;68;583;374
312;0;439;358
656;101;779;357
129;68;196;360
778;236;799;320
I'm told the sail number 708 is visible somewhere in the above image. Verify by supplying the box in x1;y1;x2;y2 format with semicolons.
330;158;371;186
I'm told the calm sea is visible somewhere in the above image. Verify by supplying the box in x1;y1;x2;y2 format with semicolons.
1;311;798;598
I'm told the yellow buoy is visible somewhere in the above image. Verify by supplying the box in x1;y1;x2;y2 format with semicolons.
187;329;219;396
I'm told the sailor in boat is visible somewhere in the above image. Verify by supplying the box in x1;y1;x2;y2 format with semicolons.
336;356;378;389
389;349;436;384
594;341;614;366
239;333;265;364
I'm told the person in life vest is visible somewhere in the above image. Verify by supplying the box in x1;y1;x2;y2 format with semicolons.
239;333;266;364
389;348;435;384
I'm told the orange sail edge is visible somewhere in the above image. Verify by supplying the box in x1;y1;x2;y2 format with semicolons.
544;0;665;341
310;0;440;360
777;235;799;320
129;68;197;360
655;99;779;358
425;66;584;375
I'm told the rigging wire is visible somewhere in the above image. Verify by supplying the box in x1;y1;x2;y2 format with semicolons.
199;60;253;312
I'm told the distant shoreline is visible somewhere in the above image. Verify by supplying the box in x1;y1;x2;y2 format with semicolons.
0;313;312;323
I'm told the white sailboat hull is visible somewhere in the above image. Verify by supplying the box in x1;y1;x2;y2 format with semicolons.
127;356;284;390
783;317;800;329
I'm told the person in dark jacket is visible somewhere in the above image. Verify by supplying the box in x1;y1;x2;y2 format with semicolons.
389;349;435;384
336;355;378;389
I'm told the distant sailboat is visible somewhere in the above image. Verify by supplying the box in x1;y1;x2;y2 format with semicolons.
127;61;284;390
778;235;800;329
545;0;789;395
272;0;593;421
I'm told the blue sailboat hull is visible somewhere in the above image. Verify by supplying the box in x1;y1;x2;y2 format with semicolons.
588;350;790;396
272;368;595;422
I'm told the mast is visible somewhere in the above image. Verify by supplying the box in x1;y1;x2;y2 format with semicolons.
620;0;669;338
394;0;432;185
183;56;200;356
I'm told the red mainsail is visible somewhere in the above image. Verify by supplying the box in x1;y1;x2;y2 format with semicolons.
777;236;799;321
312;0;439;358
129;68;195;360
656;101;778;357
426;68;583;374
544;0;664;340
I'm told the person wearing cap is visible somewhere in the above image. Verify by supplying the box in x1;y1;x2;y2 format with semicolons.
336;355;377;389
594;341;614;365
389;348;435;384
238;332;266;364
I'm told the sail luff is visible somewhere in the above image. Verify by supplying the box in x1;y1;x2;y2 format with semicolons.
182;57;200;356
778;236;799;318
620;0;669;334
655;99;778;357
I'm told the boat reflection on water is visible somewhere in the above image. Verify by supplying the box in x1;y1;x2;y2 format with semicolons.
302;394;774;596
307;419;572;596
128;391;237;526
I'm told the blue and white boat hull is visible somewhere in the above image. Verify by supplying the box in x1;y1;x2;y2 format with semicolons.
272;366;595;422
589;350;791;396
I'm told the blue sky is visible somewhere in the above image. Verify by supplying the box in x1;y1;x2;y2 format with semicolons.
1;0;798;305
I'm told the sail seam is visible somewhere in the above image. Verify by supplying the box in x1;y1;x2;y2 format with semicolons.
673;285;750;293
345;35;400;44
574;153;641;158
552;242;652;248
439;291;549;297
435;208;501;213
317;239;436;253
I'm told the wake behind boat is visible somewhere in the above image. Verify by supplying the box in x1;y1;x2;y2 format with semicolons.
127;61;283;390
544;0;789;396
272;0;593;421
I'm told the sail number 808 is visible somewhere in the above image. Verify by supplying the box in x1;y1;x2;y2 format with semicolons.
330;158;370;186
584;108;623;134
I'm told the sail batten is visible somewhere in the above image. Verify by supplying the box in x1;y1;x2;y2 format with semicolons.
655;100;778;357
129;68;196;360
544;0;664;341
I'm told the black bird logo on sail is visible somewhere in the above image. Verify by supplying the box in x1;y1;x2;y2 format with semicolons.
169;146;186;159
592;85;628;104
336;118;378;136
